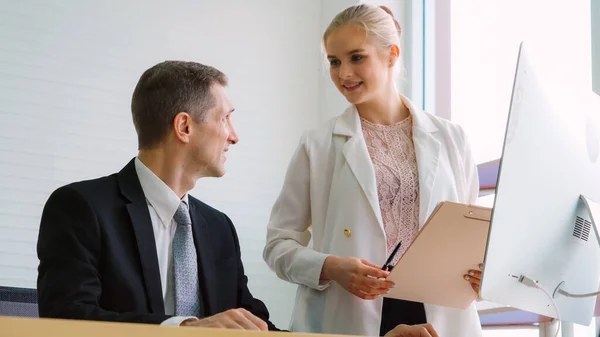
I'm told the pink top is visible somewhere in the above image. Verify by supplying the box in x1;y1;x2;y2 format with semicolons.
361;116;420;264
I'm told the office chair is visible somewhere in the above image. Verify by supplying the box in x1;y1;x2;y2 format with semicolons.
0;286;38;318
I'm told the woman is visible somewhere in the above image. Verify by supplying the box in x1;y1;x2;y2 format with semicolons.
263;4;483;337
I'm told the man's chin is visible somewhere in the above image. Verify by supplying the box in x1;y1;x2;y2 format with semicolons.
196;166;226;179
211;166;226;178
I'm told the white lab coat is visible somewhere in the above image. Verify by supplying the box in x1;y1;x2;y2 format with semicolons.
263;95;483;337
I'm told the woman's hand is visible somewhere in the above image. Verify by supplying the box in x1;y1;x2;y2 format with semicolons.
321;256;395;300
464;263;484;295
383;324;439;337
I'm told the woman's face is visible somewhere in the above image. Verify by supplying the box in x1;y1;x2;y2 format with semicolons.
325;24;397;105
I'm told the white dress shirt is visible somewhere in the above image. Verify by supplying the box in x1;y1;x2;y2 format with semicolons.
134;157;197;326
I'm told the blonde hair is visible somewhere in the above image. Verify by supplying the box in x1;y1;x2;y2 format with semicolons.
323;4;404;76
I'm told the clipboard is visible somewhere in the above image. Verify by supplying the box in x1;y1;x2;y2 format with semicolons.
384;201;491;309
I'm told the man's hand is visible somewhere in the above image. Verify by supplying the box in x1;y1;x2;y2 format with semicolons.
383;324;440;337
181;308;268;331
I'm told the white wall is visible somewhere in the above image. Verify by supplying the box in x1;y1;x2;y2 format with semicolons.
593;0;600;96
400;0;425;107
0;0;324;328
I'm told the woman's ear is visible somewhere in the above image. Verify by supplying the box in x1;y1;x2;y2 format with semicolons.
388;44;400;68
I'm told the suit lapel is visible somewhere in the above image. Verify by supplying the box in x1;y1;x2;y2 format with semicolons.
342;134;384;229
334;106;384;231
413;128;441;228
402;96;442;229
189;201;214;316
117;159;165;314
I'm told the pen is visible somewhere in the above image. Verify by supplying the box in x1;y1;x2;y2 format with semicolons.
381;241;402;271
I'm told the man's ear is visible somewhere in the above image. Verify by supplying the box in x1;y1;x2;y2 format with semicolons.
173;112;192;144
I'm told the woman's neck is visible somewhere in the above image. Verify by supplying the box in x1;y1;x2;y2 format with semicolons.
356;88;410;125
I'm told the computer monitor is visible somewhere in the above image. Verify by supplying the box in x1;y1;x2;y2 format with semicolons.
479;42;600;326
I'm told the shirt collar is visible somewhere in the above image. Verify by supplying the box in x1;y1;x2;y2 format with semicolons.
134;157;189;228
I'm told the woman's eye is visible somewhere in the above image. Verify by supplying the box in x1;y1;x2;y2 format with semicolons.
351;55;364;62
329;59;340;67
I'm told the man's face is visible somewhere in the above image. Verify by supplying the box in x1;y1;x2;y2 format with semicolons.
189;84;239;178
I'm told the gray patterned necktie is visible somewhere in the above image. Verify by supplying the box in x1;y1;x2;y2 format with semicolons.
172;201;201;317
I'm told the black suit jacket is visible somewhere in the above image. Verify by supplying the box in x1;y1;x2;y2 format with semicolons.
37;159;277;330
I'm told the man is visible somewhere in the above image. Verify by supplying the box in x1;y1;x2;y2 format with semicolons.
36;60;439;337
37;61;273;330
